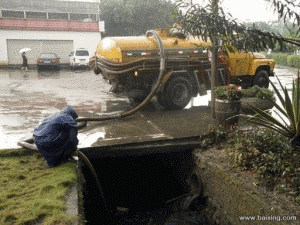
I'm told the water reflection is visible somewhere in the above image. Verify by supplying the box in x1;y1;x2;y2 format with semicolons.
0;68;74;80
37;70;60;79
78;127;106;148
185;92;210;109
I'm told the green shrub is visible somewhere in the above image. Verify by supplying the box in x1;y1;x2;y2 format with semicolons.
241;87;257;98
228;128;300;199
214;85;242;101
255;87;275;100
287;55;300;67
269;52;292;66
241;85;275;99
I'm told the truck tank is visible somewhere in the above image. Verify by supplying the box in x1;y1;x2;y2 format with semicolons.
95;29;211;63
91;29;213;109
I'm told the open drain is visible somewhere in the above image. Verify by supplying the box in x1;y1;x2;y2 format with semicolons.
78;137;211;225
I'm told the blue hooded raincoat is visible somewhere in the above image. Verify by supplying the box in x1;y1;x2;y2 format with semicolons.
33;106;79;167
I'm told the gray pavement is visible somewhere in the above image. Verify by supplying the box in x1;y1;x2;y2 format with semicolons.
0;66;297;149
0;68;212;149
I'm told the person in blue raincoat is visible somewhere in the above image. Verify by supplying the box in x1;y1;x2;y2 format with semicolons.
33;106;79;167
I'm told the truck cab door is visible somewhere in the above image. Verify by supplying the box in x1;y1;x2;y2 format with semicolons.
226;50;252;76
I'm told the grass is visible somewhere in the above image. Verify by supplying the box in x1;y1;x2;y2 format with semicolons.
0;149;77;225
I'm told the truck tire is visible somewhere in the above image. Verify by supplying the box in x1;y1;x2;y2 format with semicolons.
253;70;269;88
156;92;169;108
164;76;192;110
130;89;148;102
93;67;102;75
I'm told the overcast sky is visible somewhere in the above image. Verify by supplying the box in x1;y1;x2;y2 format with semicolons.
59;0;279;22
188;0;279;22
220;0;278;22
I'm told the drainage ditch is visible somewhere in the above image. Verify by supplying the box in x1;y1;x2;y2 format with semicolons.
78;137;217;225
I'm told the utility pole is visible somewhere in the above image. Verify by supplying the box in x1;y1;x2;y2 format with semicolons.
98;0;101;38
210;0;219;119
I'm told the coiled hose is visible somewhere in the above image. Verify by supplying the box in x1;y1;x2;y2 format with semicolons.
17;30;166;219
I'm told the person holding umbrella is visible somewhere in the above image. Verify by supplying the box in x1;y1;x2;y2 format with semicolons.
19;48;31;72
21;52;28;72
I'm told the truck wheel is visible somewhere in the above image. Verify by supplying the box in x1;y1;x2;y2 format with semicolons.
130;89;148;102
164;76;192;110
156;92;169;108
93;67;102;75
253;70;269;88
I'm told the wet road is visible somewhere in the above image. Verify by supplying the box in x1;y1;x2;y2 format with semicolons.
0;66;297;149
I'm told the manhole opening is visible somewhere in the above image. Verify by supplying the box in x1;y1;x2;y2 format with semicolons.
78;148;212;224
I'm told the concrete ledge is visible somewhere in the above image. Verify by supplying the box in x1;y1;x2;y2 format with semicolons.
194;148;299;225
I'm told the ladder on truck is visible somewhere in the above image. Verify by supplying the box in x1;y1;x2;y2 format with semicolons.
193;67;227;94
205;68;227;86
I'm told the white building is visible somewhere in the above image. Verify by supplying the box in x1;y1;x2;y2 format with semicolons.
0;0;104;66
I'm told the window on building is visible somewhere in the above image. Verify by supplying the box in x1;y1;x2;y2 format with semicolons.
2;10;24;18
26;11;47;19
48;13;68;20
70;13;89;21
90;14;97;21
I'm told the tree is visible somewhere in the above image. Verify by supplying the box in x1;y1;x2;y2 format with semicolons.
100;0;177;37
100;0;129;37
174;0;300;117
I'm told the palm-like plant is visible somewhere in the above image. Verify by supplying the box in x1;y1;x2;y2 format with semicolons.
244;71;300;145
174;0;300;118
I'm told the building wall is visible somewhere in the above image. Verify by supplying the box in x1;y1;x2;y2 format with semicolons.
7;39;74;65
0;29;101;65
0;18;99;32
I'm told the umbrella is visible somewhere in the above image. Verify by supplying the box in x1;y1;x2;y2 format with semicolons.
19;48;31;53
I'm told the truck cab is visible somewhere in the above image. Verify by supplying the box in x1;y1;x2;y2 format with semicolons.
224;48;275;88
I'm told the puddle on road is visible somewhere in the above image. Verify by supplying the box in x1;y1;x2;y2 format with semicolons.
0;66;298;149
0;114;25;127
77;128;106;148
0;69;71;80
185;92;210;109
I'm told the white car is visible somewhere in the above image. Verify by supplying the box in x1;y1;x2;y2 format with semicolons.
69;48;90;70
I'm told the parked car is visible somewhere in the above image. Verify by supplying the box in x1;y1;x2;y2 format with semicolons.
69;48;90;70
37;53;60;70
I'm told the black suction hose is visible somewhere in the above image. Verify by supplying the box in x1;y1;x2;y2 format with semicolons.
75;29;166;122
17;30;166;219
73;150;112;221
16;146;111;222
18;29;165;144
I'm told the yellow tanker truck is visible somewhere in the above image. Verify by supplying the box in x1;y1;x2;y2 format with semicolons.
90;28;275;109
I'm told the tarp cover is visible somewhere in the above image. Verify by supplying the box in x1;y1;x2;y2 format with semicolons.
33;106;78;167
